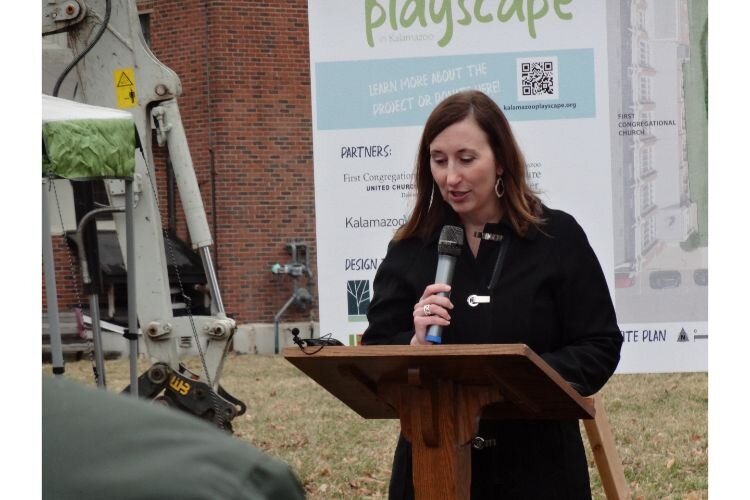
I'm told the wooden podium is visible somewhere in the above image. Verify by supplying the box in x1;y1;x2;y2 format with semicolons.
283;344;627;500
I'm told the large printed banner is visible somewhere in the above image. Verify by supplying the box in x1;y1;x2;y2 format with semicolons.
308;0;708;373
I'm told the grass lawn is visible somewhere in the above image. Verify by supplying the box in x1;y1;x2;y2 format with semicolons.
44;354;707;499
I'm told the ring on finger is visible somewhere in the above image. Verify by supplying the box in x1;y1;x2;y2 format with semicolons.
423;303;432;316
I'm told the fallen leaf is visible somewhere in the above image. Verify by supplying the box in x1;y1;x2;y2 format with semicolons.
667;458;676;469
690;434;701;443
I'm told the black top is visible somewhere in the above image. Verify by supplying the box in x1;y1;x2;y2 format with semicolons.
362;206;623;499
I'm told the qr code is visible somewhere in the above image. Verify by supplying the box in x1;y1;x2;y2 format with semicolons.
517;56;559;101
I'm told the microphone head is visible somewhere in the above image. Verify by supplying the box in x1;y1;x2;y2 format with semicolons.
437;225;464;257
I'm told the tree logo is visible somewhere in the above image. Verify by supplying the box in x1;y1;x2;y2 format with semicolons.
347;280;370;322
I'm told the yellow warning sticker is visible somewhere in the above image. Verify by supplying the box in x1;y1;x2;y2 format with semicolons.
113;67;137;109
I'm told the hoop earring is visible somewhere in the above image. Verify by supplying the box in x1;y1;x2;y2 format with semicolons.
428;183;435;209
494;177;505;199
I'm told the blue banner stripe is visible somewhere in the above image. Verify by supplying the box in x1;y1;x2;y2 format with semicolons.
315;49;595;130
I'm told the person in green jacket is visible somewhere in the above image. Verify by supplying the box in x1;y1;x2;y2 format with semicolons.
43;375;305;500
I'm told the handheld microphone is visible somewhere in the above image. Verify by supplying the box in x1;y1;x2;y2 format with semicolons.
425;225;464;344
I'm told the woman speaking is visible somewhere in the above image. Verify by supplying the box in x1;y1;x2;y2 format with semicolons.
362;90;623;499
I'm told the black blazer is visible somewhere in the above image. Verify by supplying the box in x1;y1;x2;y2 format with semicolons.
362;206;623;499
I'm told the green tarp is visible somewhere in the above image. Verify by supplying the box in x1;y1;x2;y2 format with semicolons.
42;95;136;180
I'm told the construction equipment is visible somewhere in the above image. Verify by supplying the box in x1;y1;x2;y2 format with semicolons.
42;0;245;431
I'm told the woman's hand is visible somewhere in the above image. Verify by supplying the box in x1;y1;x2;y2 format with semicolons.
411;284;453;345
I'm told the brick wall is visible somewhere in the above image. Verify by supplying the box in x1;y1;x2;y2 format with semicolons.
44;0;318;326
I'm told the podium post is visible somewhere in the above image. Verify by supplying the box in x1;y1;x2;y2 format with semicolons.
380;371;504;499
284;344;607;499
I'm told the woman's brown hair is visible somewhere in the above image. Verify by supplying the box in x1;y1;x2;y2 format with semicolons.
395;90;544;241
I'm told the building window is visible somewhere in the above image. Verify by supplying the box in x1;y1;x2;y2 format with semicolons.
680;70;686;99
642;216;656;249
639;76;652;102
640;182;654;212
639;40;650;66
634;9;647;30
639;147;653;175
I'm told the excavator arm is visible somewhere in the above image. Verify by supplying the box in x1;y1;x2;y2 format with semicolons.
43;0;244;430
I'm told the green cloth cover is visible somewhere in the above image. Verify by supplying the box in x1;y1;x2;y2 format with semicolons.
42;95;136;180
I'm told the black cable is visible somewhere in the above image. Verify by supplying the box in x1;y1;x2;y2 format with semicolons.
53;0;112;97
290;329;343;355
